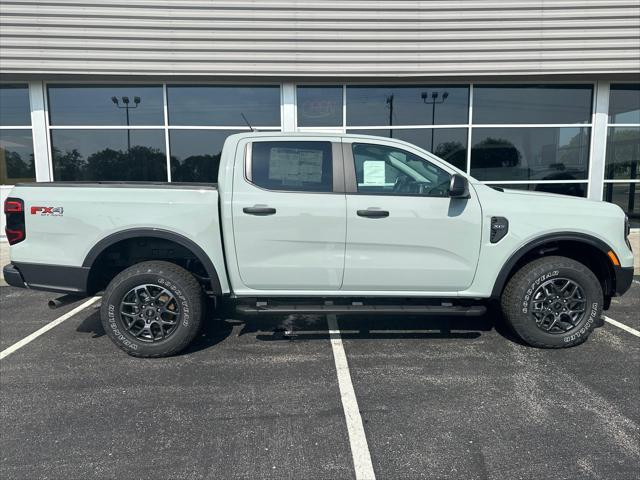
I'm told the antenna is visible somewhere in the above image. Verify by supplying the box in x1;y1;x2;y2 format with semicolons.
240;113;256;132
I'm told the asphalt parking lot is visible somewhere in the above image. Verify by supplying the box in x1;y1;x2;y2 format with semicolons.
1;282;639;480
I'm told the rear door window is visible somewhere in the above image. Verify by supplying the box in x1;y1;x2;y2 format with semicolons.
249;141;333;192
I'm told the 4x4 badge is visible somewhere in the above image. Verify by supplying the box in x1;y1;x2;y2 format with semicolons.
31;206;64;216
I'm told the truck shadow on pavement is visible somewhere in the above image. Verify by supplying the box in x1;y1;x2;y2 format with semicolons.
75;305;531;355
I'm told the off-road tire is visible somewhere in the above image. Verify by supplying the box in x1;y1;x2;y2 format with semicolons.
501;256;602;348
101;261;204;357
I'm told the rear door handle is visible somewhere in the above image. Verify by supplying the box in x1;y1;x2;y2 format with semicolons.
357;209;389;218
243;206;276;216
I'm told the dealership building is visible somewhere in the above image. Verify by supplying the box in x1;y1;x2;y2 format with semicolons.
0;1;639;243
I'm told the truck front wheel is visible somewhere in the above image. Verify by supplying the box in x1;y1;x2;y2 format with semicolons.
100;261;204;357
501;256;603;348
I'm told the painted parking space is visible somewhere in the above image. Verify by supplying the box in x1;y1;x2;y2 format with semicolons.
337;304;639;479
0;296;354;480
0;287;88;351
0;283;638;479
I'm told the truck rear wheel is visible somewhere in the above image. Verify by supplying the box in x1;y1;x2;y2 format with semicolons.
501;256;603;348
100;261;204;357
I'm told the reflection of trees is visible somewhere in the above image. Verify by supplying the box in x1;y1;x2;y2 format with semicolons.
534;183;584;197
1;149;35;181
471;138;521;168
606;128;639;179
434;141;465;170
53;146;166;181
170;154;220;183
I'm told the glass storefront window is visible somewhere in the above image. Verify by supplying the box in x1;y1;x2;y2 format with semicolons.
297;86;343;127
47;85;164;126
470;127;590;182
167;85;281;126
473;85;593;125
609;84;640;124
347;128;467;171
0;84;31;126
51;130;166;181
346;85;469;126
489;183;587;198
605;127;639;180
0;130;35;184
169;130;242;183
604;183;639;228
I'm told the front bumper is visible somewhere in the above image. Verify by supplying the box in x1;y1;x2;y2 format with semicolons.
3;263;26;289
614;265;635;296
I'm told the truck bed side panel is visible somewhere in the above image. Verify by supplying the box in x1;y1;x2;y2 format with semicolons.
8;184;230;293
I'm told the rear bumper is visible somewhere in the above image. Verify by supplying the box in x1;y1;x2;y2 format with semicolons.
614;265;634;296
3;263;26;289
2;262;89;294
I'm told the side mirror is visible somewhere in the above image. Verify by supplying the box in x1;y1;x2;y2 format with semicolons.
449;174;470;198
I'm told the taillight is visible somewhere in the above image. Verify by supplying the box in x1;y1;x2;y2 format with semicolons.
4;197;25;245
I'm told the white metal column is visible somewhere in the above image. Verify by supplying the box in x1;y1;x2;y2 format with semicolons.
28;81;51;182
281;83;296;132
588;81;610;201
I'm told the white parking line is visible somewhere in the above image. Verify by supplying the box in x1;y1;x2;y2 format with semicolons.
327;314;376;480
0;296;100;360
603;315;640;338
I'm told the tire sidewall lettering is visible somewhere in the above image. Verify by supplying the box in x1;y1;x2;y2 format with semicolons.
522;270;559;314
157;277;190;327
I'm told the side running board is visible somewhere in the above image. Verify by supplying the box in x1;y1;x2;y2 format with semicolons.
235;301;486;316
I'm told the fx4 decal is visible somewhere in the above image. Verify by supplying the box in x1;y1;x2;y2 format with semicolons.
31;206;64;216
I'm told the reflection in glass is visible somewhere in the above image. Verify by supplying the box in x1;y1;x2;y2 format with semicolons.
351;143;451;197
169;130;242;183
346;85;469;126
347;128;467;171
473;85;593;124
489;183;587;198
609;84;640;124
168;85;281;126
47;85;164;126
0;84;31;126
470;127;590;182
604;182;639;228
51;130;167;181
0;130;35;184
605;127;639;180
297;86;343;127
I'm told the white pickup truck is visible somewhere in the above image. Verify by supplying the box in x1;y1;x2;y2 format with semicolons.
3;132;634;356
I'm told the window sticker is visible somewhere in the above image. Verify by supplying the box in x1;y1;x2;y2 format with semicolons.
362;160;387;185
268;147;323;185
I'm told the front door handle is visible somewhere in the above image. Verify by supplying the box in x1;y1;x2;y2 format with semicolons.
357;209;389;218
243;206;276;216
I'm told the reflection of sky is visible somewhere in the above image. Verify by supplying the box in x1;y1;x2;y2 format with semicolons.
167;86;281;126
0;85;31;126
0;131;33;155
609;87;640;124
51;130;165;159
169;130;242;160
47;85;164;126
347;86;469;126
473;86;593;124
